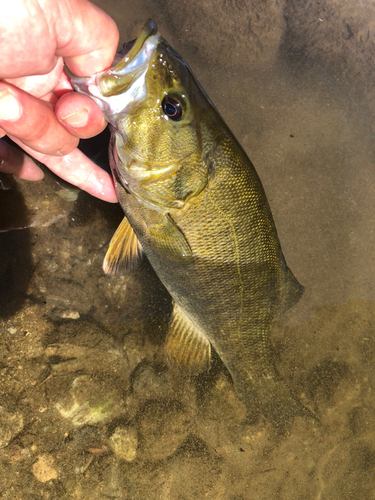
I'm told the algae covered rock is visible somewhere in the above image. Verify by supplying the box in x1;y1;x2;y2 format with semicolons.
56;375;125;427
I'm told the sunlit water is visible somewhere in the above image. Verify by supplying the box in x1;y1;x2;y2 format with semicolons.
1;1;375;498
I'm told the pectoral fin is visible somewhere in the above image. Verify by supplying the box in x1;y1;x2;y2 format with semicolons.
149;214;192;260
103;216;143;274
165;303;211;375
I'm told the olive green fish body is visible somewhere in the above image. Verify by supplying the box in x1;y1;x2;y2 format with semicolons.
113;119;304;422
71;20;310;427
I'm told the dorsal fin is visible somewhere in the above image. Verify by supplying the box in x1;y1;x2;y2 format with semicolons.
165;303;211;375
103;216;143;274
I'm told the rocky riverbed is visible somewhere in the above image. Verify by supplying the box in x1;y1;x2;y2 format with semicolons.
1;169;375;499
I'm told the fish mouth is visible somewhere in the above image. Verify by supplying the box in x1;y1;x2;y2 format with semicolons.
98;19;158;97
68;19;159;120
111;19;158;68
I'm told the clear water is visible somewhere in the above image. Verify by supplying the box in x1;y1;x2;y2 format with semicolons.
1;1;375;498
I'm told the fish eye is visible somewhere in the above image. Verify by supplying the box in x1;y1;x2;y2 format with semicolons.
162;95;184;121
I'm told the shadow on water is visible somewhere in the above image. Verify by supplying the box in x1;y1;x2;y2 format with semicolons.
0;127;111;320
0;174;33;318
77;126;111;175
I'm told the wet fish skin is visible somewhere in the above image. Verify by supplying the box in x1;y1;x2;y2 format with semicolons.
70;20;311;428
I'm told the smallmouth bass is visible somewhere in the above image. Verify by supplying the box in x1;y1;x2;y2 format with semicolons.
70;20;313;428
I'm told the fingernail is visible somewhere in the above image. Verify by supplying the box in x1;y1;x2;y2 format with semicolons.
0;90;22;121
60;108;89;127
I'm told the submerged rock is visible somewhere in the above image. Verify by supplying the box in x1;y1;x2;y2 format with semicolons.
56;375;125;427
32;453;58;483
0;407;23;450
137;400;193;461
109;426;138;462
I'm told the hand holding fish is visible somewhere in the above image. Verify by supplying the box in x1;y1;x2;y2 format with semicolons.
0;0;119;202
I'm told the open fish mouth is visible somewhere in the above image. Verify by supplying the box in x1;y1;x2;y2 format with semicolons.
112;19;157;67
115;40;136;61
68;19;159;122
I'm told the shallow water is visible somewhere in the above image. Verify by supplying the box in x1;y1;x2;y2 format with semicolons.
1;1;375;498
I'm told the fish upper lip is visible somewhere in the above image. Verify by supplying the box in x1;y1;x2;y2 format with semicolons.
96;20;159;99
114;19;158;69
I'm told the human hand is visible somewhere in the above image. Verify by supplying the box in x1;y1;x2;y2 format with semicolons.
0;0;119;202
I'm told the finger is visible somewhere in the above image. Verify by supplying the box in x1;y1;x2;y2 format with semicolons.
55;92;107;139
0;139;44;180
54;0;120;76
0;82;78;156
0;1;58;78
9;136;117;203
4;57;65;99
1;1;119;79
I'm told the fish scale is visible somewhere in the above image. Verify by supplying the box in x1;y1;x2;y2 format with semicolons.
70;19;313;428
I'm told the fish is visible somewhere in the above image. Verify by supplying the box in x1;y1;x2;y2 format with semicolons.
69;19;313;428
